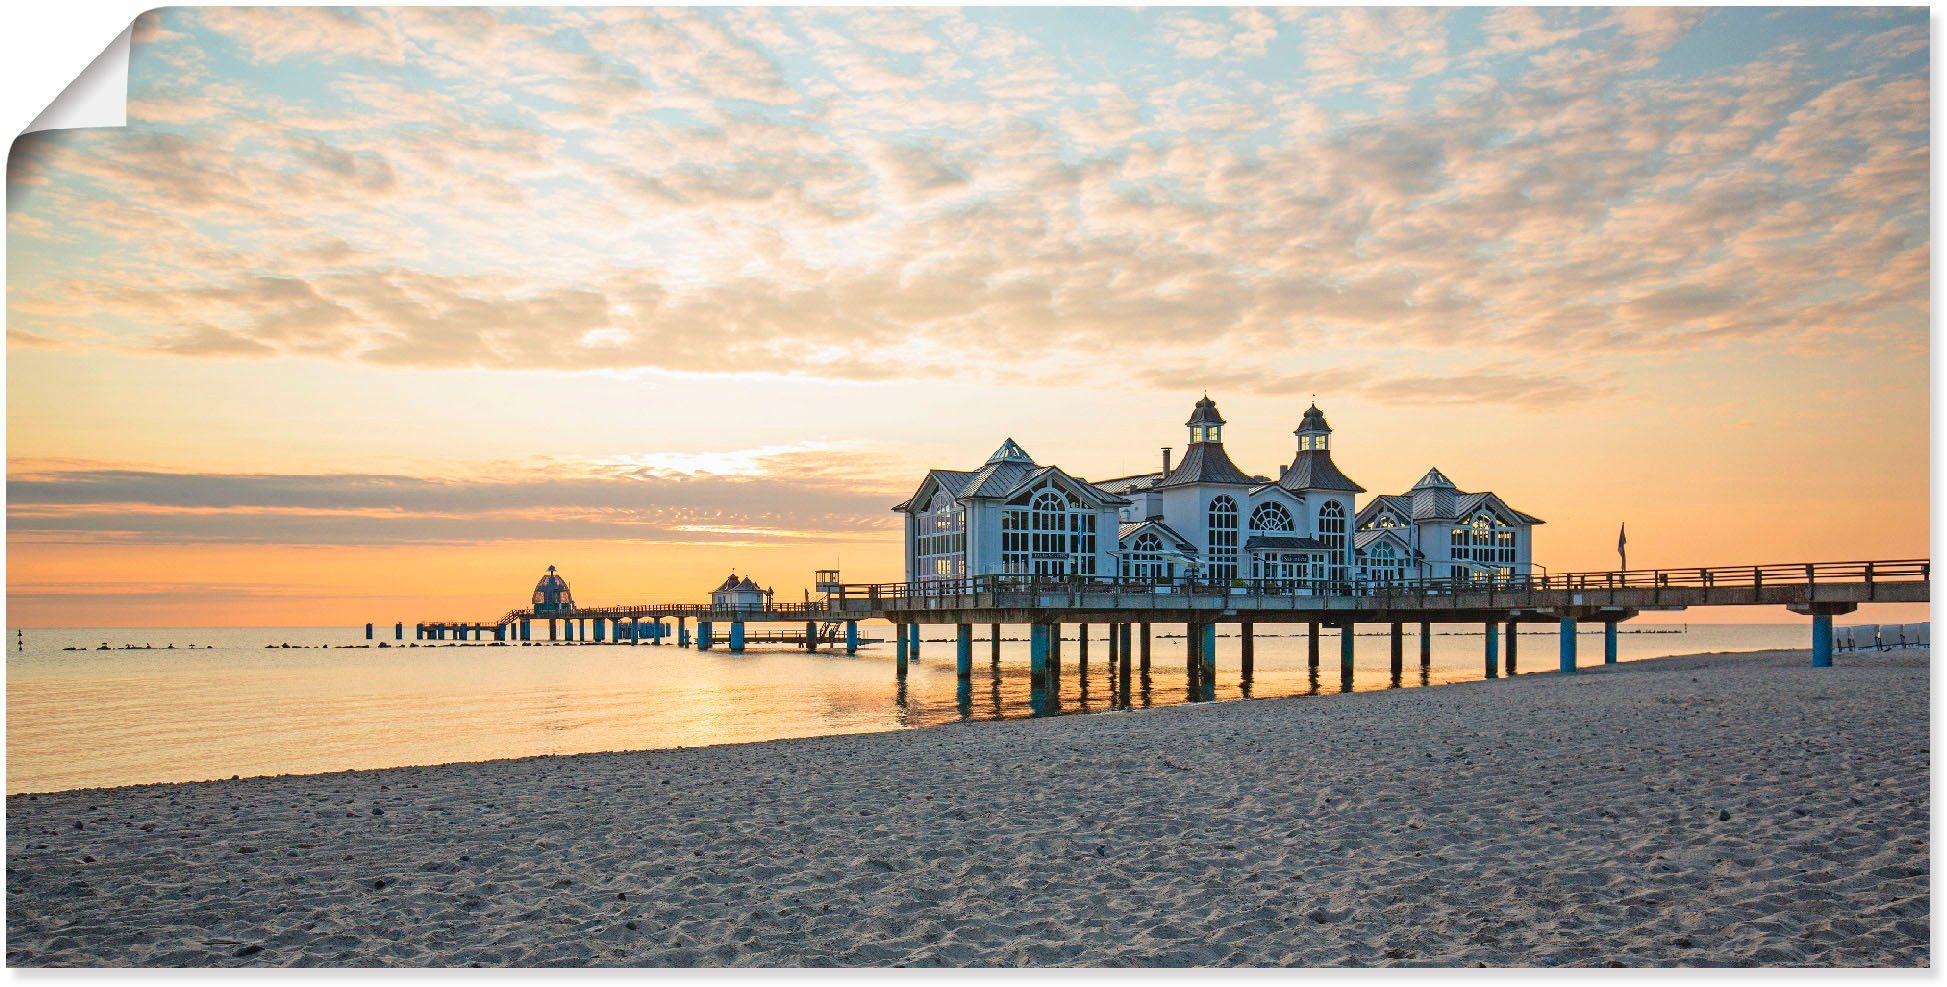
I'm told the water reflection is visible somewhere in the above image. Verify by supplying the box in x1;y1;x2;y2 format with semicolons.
9;622;1809;793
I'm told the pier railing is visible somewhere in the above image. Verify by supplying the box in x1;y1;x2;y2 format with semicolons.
828;558;1930;612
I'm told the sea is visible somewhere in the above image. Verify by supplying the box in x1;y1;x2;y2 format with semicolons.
7;622;1809;794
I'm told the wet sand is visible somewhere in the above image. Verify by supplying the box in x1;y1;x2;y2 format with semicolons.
6;647;1928;967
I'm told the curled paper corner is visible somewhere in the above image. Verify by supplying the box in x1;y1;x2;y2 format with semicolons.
23;23;133;135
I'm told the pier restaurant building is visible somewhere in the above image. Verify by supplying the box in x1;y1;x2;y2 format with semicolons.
895;397;1541;588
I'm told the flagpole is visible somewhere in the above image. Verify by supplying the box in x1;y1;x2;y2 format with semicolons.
1618;522;1628;573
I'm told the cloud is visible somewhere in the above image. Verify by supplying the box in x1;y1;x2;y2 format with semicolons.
7;446;911;547
5;7;1929;410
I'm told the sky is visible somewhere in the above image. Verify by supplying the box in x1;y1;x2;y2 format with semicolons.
4;6;1930;627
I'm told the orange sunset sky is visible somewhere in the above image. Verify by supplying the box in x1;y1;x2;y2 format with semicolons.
5;7;1930;627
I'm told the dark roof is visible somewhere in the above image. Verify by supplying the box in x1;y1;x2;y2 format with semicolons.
1185;395;1225;427
1154;441;1256;488
1095;472;1163;495
1356;486;1544;525
959;460;1039;499
1295;403;1331;434
1119;519;1197;552
1244;534;1329;552
891;468;975;511
1278;449;1366;493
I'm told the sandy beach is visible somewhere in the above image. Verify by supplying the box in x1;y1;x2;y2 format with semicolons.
6;647;1928;967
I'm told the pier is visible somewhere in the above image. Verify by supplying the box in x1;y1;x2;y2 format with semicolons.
400;560;1927;686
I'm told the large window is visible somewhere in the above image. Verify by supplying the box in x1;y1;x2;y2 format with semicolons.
1249;501;1294;533
1364;541;1408;584
915;489;965;580
1207;496;1239;582
1318;501;1348;582
1121;531;1168;581
1360;509;1405;531
1449;510;1516;578
1000;485;1097;576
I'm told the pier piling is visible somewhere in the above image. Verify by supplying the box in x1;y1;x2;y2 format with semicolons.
990;622;1001;665
846;620;859;656
1339;622;1356;689
1029;623;1050;686
1389;623;1403;682
1812;613;1834;668
1505;621;1518;673
1240;621;1255;680
895;623;909;676
1420;621;1432;667
1604;619;1618;664
1559;617;1577;673
956;623;973;680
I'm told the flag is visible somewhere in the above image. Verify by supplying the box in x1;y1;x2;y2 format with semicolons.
1618;523;1628;571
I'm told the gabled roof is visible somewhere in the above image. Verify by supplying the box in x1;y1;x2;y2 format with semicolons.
1355;527;1415;553
1411;467;1457;491
1119;518;1196;552
1279;449;1366;493
959;459;1040;500
1454;491;1545;525
1357;486;1544;525
891;468;976;512
1154;442;1256;488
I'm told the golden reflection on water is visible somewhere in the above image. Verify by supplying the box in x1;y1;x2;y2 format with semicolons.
8;623;1805;793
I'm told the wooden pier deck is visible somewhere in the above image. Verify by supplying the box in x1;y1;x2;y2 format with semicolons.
395;559;1926;681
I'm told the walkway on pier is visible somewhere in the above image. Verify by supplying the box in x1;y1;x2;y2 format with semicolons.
831;559;1929;688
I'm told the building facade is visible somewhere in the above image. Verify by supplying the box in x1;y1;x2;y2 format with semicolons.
895;397;1541;588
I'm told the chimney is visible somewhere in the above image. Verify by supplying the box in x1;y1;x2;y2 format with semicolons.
1161;447;1173;475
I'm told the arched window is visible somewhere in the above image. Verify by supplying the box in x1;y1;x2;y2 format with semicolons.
1249;501;1294;533
1318;501;1347;582
1001;484;1097;576
1448;510;1515;579
1207;496;1239;582
1122;531;1167;581
915;488;965;580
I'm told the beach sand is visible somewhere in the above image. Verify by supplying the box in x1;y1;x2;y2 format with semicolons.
6;647;1928;967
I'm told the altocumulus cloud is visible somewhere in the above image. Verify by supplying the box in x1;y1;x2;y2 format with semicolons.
4;7;1928;398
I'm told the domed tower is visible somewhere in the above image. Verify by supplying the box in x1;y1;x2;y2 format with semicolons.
1156;395;1255;487
1278;402;1365;494
532;565;576;614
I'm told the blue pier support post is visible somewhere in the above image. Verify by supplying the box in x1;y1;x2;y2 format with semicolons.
1485;621;1500;679
365;623;374;640
956;623;973;680
846;620;859;656
520;619;530;642
593;619;606;643
1559;617;1578;673
1604;620;1619;665
1340;623;1356;683
1139;622;1151;674
907;623;921;660
1811;613;1834;668
627;619;638;645
395;621;403;640
1308;622;1321;670
1029;623;1050;686
494;624;505;642
895;623;910;676
548;619;558;641
677;619;690;648
729;621;745;653
1505;621;1518;674
698;621;713;651
653;621;664;646
1420;622;1432;667
1078;623;1091;679
565;621;576;642
1199;622;1217;684
1120;623;1133;666
805;621;818;652
990;623;1002;665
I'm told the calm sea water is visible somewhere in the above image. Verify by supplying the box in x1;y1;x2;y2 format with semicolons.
7;622;1808;793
